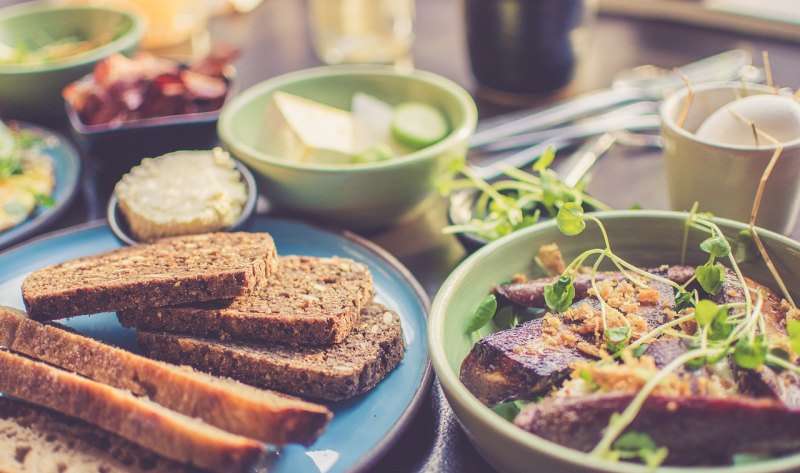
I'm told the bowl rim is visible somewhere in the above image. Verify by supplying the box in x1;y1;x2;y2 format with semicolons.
659;81;800;151
0;2;146;75
429;209;800;473
106;152;258;246
217;65;478;173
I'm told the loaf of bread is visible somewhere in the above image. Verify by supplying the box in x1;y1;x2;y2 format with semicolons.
0;306;331;446
138;302;405;401
0;397;201;473
0;350;266;472
120;256;373;345
21;232;277;320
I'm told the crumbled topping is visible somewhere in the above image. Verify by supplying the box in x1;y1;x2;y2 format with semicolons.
538;244;566;275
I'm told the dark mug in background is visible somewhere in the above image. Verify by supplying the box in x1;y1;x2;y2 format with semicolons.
465;0;594;98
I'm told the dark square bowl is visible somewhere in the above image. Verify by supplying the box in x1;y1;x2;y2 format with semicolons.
64;67;236;176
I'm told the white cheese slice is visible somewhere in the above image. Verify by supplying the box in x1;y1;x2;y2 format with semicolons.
262;91;357;164
352;92;394;152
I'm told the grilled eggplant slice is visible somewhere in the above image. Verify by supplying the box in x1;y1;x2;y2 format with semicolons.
461;273;676;406
514;393;800;465
495;266;694;308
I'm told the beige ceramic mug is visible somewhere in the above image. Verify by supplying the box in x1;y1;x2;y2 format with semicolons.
660;82;800;234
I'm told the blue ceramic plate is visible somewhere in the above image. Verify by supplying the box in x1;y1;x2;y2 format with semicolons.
0;217;431;473
0;121;81;250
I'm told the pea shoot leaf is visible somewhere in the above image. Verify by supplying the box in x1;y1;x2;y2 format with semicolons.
605;326;631;353
632;344;649;358
787;319;800;353
696;262;724;295
734;335;768;369
544;275;575;313
674;289;694;312
556;202;585;236
532;145;556;172
694;299;719;327
708;305;733;341
767;347;791;372
699;235;731;258
465;294;497;333
611;431;669;468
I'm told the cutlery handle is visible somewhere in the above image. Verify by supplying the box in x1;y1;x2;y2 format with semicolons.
470;88;647;148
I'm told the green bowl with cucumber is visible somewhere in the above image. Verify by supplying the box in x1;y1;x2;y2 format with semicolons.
218;66;478;230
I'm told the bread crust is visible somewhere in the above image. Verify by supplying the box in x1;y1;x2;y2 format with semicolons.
21;232;277;320
138;303;405;401
0;397;202;473
0;306;331;446
0;350;265;472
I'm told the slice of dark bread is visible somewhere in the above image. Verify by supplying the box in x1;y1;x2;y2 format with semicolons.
137;302;405;401
0;350;265;472
0;396;203;473
119;256;373;346
0;306;331;446
22;232;278;320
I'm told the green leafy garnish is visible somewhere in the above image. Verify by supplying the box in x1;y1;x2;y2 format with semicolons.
708;305;733;341
532;145;556;172
465;294;497;333
34;193;55;208
696;262;724;295
734;335;768;369
788;319;800;353
441;149;609;243
605;326;631;353
693;299;719;327
699;235;731;258
556;202;585;236
544;275;575;313
632;344;649;358
492;306;518;330
610;431;668;468
674;290;694;312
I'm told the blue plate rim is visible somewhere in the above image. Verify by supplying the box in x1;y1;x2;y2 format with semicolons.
0;121;82;251
0;217;434;473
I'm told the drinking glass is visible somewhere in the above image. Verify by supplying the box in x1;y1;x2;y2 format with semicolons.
308;0;414;65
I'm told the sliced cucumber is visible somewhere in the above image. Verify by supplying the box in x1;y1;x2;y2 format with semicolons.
390;102;449;150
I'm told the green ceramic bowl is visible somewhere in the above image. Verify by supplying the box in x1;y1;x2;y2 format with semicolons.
0;2;145;120
430;210;800;473
218;66;477;230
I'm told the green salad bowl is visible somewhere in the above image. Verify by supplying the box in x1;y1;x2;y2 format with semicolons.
0;2;145;120
429;210;800;473
218;66;477;231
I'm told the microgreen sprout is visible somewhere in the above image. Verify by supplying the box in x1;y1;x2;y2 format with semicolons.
442;147;609;243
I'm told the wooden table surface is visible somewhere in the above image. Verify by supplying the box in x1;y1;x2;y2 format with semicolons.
3;0;800;471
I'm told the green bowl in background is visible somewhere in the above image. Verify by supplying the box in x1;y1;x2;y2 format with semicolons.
429;210;800;473
218;66;477;231
0;2;145;120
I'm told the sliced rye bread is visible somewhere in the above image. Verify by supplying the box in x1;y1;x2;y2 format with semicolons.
0;349;265;472
22;232;278;321
119;256;373;346
0;306;331;446
0;397;202;473
138;303;405;401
